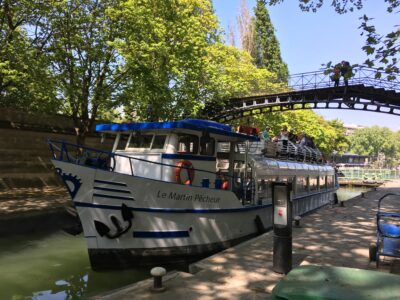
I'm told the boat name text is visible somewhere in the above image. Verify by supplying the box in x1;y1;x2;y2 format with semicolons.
156;191;220;203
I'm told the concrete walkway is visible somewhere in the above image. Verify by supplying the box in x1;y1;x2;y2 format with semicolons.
0;187;70;236
92;181;400;300
0;187;68;216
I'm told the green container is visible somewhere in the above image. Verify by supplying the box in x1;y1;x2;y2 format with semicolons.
271;265;400;300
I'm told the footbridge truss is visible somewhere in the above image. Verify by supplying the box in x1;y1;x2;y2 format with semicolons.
208;67;400;123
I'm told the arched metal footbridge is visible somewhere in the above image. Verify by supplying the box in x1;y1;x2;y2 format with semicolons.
206;67;400;122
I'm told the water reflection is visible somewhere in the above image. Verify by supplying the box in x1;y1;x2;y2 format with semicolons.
0;231;148;300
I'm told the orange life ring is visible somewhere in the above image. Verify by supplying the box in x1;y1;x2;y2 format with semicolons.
175;160;195;185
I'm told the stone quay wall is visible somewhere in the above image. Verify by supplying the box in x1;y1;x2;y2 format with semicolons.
0;108;113;191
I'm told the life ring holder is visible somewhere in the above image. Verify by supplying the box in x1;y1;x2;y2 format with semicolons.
175;160;195;185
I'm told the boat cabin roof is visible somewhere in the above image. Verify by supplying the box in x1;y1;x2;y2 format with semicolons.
96;119;259;142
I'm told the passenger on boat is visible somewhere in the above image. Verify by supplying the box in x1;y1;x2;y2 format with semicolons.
279;125;289;141
245;175;255;203
298;132;307;147
273;125;289;142
260;126;271;141
273;125;289;157
288;129;297;143
306;135;316;149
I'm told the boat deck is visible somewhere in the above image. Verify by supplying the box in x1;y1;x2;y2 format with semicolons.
92;180;400;300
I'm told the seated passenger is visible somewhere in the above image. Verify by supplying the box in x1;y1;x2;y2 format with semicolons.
298;132;306;147
288;129;297;143
260;126;271;141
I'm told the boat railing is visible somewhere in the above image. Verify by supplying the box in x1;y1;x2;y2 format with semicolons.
266;140;323;163
48;139;228;180
222;139;324;164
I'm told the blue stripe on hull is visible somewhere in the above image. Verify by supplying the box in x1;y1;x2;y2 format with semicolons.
133;231;190;238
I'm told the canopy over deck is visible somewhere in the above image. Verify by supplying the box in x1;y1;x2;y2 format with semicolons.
96;119;260;142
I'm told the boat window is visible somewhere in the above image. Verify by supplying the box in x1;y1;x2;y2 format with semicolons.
279;176;288;182
151;135;167;149
257;176;276;203
217;142;230;153
327;175;335;188
128;134;153;149
200;137;215;156
320;176;326;189
296;176;308;194
310;176;318;191
116;134;130;150
178;134;198;154
235;143;246;154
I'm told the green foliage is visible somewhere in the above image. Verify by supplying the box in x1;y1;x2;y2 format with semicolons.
251;110;349;156
266;0;400;76
253;0;288;81
0;0;59;112
348;126;400;167
201;43;287;117
0;0;354;160
35;0;124;143
266;0;364;14
109;0;220;121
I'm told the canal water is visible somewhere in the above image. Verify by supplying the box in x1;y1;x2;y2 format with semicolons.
0;186;369;300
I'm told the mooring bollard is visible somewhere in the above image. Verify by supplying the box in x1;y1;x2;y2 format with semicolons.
150;267;166;292
294;216;301;227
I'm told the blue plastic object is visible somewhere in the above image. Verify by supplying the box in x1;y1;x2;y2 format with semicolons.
202;178;210;188
95;119;259;141
373;193;400;267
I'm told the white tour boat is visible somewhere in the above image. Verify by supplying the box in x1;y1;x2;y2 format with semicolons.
49;119;338;269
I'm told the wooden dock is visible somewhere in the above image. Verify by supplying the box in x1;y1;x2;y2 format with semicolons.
339;180;383;187
91;180;400;300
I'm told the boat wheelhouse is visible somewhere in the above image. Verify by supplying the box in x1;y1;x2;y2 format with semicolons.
49;119;338;269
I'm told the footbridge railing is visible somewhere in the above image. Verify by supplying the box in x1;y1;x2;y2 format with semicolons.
338;168;400;182
288;67;400;92
210;66;400;122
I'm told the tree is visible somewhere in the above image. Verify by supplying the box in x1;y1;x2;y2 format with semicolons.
237;0;256;55
253;0;288;81
200;43;286;117
227;22;236;47
348;126;400;168
35;0;124;144
109;0;220;121
0;0;59;112
266;0;400;76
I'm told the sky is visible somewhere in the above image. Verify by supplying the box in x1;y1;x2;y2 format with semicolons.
213;0;400;131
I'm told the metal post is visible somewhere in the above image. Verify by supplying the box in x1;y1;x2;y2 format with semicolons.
272;182;293;274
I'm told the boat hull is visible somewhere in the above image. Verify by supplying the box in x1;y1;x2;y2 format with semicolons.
53;160;335;269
